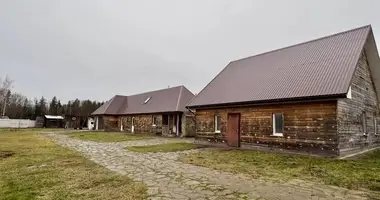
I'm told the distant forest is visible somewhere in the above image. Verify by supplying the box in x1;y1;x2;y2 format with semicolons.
0;76;104;119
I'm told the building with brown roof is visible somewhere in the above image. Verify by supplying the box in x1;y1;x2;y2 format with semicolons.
187;25;380;157
92;85;195;137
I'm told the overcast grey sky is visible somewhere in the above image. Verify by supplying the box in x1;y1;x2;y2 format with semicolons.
1;0;379;102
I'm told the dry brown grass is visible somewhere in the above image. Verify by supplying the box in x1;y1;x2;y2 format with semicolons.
0;130;147;200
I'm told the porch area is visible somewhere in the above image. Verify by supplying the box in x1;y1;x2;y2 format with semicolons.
161;113;182;137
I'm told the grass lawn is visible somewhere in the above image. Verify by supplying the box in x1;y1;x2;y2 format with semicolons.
0;128;63;132
0;130;147;200
126;142;199;153
67;131;152;142
182;149;380;193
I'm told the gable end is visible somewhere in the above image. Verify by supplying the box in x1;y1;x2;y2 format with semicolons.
362;29;380;103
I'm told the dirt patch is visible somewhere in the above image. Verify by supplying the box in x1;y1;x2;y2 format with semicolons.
0;150;15;159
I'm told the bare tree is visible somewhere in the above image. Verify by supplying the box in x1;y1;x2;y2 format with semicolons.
0;76;13;116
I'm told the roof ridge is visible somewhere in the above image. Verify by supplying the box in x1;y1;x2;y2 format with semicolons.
232;25;372;63
103;96;116;114
116;96;129;114
343;27;372;93
124;85;183;97
181;85;195;96
176;85;184;111
187;62;231;106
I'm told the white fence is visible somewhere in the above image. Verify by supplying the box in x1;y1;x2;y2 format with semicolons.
0;119;36;128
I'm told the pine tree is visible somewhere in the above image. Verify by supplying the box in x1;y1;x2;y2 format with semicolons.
34;98;40;117
49;96;58;115
38;96;47;116
57;100;62;115
67;101;72;115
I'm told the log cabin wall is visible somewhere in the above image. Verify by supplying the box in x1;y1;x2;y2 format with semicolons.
120;115;132;132
121;114;162;134
195;101;339;156
103;116;120;131
337;51;380;156
96;116;104;130
182;113;196;137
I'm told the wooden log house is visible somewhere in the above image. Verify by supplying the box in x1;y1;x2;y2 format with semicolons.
187;25;380;157
92;86;196;137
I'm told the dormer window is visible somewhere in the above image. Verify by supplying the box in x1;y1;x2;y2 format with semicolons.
144;97;152;104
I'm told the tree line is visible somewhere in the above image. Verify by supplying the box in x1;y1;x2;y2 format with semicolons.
0;76;104;119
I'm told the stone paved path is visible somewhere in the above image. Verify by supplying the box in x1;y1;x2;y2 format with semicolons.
46;133;369;200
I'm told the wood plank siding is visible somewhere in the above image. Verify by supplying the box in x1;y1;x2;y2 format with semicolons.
103;116;120;131
337;51;380;156
195;101;338;156
104;115;162;134
102;113;195;136
183;115;196;137
121;114;162;134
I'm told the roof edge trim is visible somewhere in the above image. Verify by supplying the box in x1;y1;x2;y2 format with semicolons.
187;61;232;106
187;93;345;109
176;86;183;111
103;96;116;114
232;25;371;63
344;26;372;94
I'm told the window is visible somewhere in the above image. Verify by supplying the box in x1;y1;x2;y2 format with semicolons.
162;114;169;125
152;116;157;126
374;114;377;135
214;115;221;133
144;97;152;104
362;112;367;134
272;113;284;136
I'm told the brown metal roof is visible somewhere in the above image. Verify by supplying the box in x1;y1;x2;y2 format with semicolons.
188;25;373;108
92;86;195;115
91;95;127;115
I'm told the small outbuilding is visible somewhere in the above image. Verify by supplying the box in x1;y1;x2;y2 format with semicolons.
43;115;64;128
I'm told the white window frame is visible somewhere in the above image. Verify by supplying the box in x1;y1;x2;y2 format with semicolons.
120;117;124;131
363;111;367;134
374;115;377;135
152;116;157;127
214;115;221;133
272;113;284;137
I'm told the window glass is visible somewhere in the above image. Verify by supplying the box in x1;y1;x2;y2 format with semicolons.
273;113;283;136
215;115;221;132
144;97;152;104
152;116;157;125
274;113;283;133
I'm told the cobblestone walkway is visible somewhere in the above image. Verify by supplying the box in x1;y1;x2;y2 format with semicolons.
46;133;368;200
